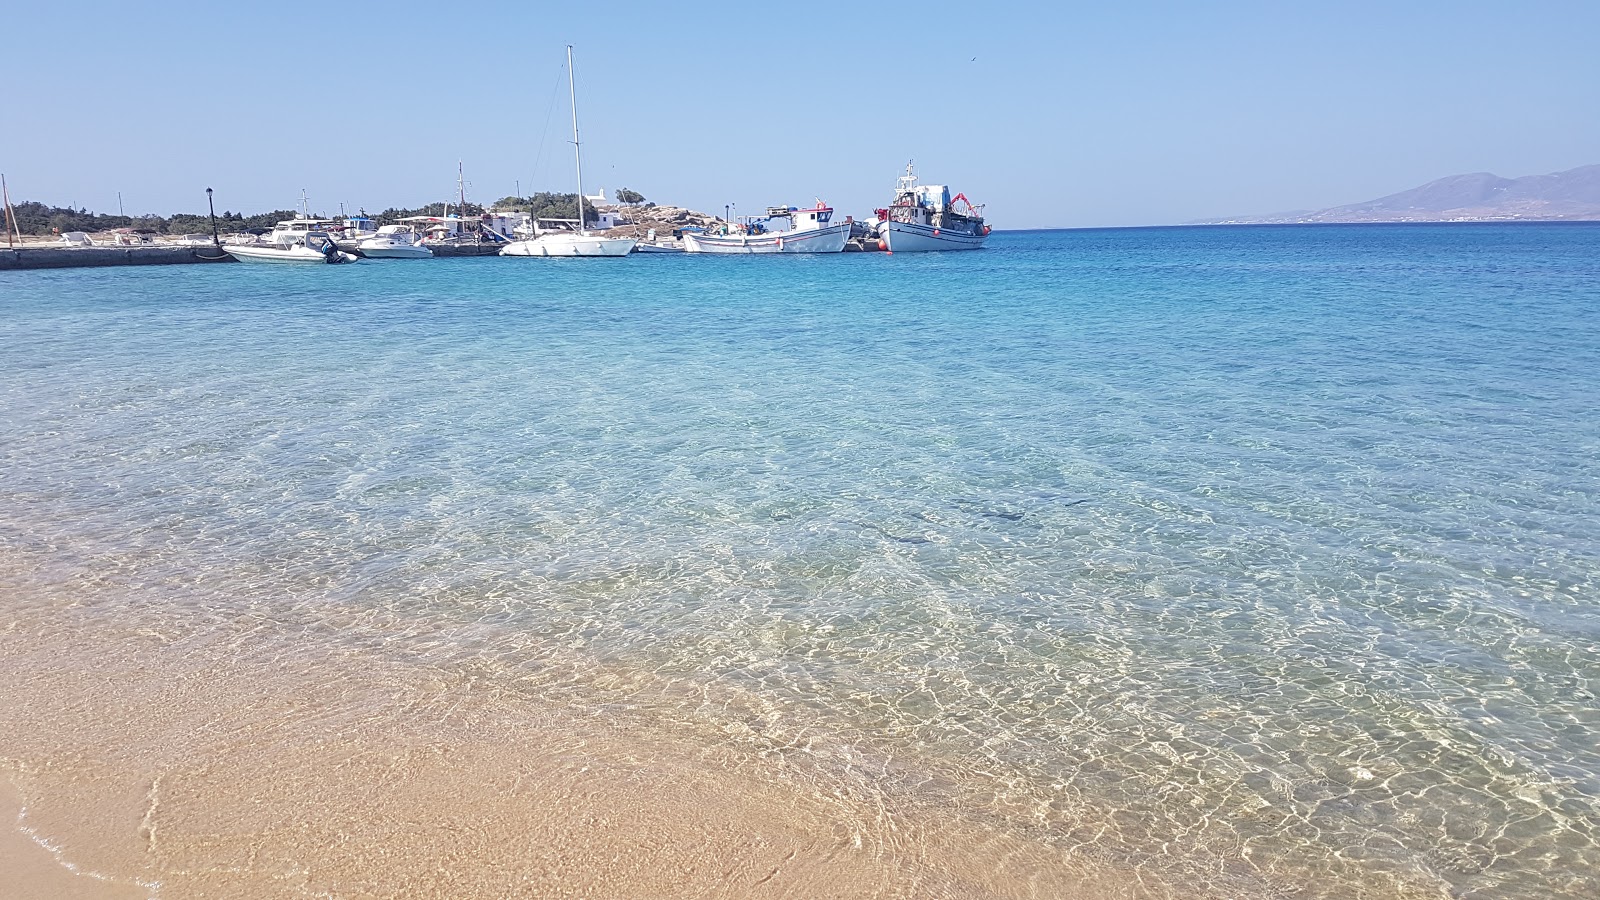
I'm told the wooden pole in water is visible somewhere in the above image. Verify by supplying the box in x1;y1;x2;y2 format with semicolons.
2;174;15;249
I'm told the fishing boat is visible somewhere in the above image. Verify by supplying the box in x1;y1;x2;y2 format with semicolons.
224;230;359;264
681;202;849;254
501;46;636;259
356;224;432;259
874;163;990;252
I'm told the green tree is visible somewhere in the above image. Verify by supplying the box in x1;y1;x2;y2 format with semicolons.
615;188;645;205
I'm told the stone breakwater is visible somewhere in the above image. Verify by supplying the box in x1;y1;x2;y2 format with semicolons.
0;245;235;270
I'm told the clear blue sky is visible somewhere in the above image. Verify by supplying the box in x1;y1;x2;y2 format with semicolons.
5;1;1597;228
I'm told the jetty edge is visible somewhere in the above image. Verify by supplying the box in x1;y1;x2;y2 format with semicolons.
0;245;235;270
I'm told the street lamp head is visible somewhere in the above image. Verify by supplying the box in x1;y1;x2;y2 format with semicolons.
206;187;213;195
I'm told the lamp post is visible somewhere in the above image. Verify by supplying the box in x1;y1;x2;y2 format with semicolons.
206;188;220;250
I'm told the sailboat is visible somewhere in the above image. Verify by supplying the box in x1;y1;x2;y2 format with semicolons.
501;46;637;258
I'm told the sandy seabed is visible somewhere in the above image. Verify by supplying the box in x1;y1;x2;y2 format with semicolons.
0;607;1175;900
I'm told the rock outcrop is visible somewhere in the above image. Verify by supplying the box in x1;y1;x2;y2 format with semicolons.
594;203;723;238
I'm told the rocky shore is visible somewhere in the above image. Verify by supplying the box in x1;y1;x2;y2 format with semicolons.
591;203;724;239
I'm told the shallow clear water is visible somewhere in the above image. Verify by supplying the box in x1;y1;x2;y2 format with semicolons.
4;225;1599;897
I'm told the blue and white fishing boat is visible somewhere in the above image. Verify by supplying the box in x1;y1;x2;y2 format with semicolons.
682;202;850;254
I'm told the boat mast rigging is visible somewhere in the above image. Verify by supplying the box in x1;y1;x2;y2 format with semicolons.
567;45;587;236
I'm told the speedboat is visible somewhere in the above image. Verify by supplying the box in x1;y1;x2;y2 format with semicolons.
682;202;849;254
500;46;637;259
356;224;432;259
224;230;359;264
872;163;990;252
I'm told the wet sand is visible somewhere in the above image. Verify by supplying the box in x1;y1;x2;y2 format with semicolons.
0;611;1167;899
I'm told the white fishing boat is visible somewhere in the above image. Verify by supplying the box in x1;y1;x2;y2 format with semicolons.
873;163;990;252
356;224;432;259
681;202;849;254
501;46;636;259
224;229;359;264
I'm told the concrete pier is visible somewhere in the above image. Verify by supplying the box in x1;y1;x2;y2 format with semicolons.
0;246;236;271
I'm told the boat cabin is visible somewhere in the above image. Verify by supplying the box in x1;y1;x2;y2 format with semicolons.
744;203;833;234
269;218;340;245
336;216;377;238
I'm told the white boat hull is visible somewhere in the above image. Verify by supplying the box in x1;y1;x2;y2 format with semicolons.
880;220;987;252
683;223;850;254
500;233;637;257
357;243;433;259
224;245;359;264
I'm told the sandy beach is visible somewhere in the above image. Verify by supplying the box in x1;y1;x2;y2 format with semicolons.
0;600;1161;899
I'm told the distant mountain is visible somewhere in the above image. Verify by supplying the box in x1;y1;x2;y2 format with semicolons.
1193;164;1600;224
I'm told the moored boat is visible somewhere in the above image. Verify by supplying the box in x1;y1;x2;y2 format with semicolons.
500;46;636;259
224;229;359;264
874;163;990;252
631;228;685;253
502;230;635;257
681;202;849;254
356;224;432;259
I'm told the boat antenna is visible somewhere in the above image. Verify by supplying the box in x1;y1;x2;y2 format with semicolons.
567;44;586;236
301;189;309;219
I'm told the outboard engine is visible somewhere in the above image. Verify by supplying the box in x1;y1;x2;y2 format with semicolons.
314;234;351;264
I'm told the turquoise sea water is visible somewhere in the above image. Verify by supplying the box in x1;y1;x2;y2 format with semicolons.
3;225;1598;897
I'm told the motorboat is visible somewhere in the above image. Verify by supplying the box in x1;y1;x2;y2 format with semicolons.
631;228;685;253
265;217;341;246
872;163;990;252
224;229;359;264
501;46;636;259
356;224;432;259
335;216;379;250
682;202;849;254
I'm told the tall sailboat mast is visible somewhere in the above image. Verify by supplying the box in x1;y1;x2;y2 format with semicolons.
567;44;586;236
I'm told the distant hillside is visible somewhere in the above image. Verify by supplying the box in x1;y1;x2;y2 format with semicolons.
1194;164;1600;224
